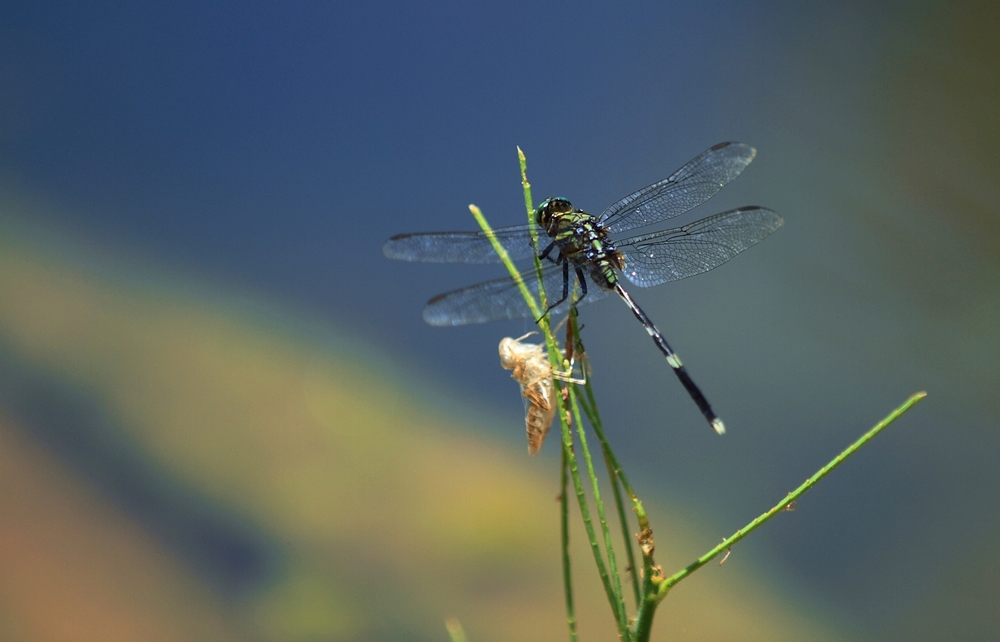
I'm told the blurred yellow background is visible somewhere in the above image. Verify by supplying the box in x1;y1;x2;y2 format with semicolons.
0;216;843;640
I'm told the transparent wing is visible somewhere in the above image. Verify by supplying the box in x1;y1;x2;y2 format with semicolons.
382;223;540;263
616;207;783;288
601;142;757;234
423;261;612;326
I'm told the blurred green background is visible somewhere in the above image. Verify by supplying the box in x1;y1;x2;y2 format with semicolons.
1;2;997;640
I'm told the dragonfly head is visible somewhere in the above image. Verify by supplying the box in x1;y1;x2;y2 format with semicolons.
535;197;574;232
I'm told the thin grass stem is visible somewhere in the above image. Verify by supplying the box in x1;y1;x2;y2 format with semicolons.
471;151;603;639
566;387;630;639
665;391;928;589
560;438;578;641
568;314;642;607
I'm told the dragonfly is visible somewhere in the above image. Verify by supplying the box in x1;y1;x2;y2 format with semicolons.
383;142;783;434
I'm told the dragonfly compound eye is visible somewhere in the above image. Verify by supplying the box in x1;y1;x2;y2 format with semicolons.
550;198;574;213
536;197;575;229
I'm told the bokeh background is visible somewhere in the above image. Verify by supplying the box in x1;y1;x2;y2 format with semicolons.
1;2;997;640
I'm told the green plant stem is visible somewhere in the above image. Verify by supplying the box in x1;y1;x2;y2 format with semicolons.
577;388;649;528
570;352;648;526
517;150;597;640
468;205;542;323
471;152;599;639
518;147;549;316
516;150;596;639
560;438;578;641
569;316;642;607
474;150;642;641
665;391;928;589
607;446;641;604
575;385;661;642
566;387;631;639
555;384;623;637
631;392;927;641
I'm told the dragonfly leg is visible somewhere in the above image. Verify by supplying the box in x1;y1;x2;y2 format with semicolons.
575;267;588;301
538;240;558;262
537;264;590;323
535;261;570;323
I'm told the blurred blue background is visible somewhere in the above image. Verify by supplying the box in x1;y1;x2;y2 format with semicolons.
1;1;998;640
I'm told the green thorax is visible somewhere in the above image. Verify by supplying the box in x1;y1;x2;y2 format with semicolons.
535;198;625;290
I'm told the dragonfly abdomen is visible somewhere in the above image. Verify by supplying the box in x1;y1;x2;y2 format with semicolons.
612;283;726;434
584;258;623;292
